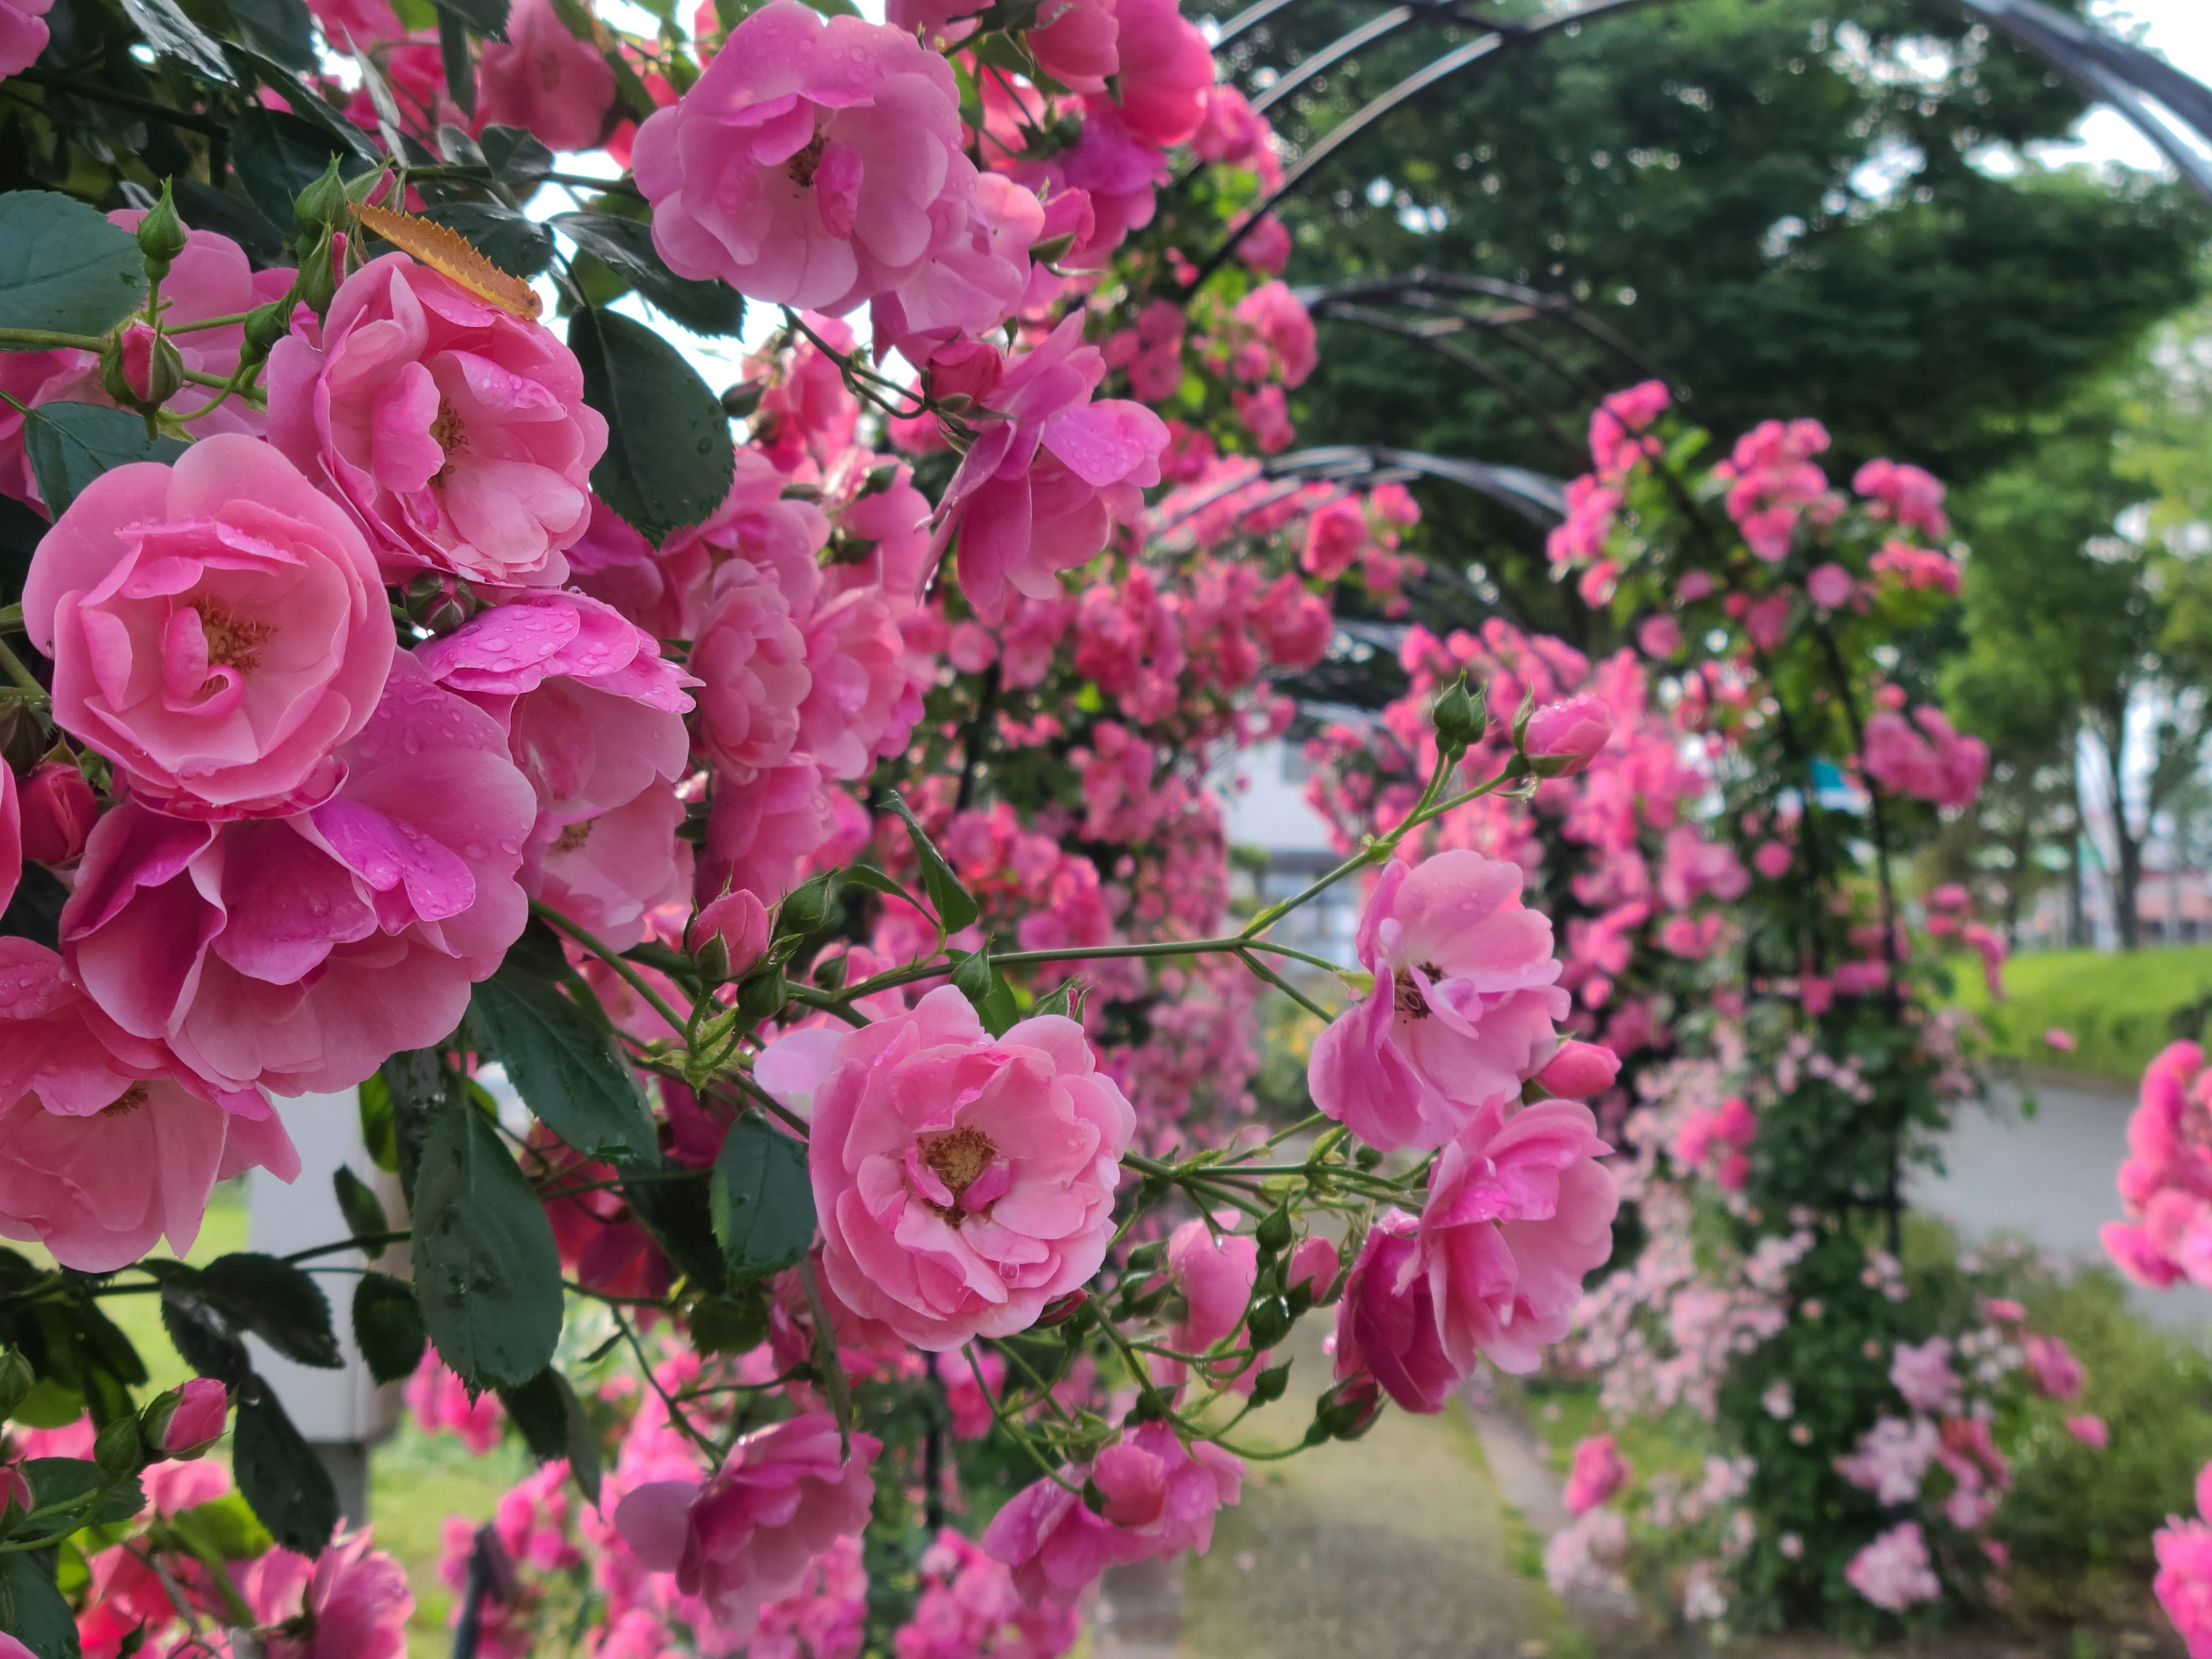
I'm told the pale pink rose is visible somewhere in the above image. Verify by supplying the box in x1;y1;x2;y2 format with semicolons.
633;3;979;315
247;1531;414;1659
0;938;297;1272
703;760;838;906
615;1412;878;1635
1156;1217;1257;1389
268;253;607;588
693;558;814;780
1413;1096;1618;1376
17;762;96;866
2025;1334;2082;1401
1534;1039;1620;1099
476;0;615;151
1308;850;1570;1152
1029;0;1117;94
937;314;1168;622
770;984;1134;1349
1563;1434;1628;1515
982;1422;1241;1609
153;1377;230;1456
798;583;926;782
1845;1522;1941;1613
0;0;52;75
1105;0;1211;146
62;656;536;1096
2065;1415;2109;1450
1835;1416;1937;1505
1889;1337;1960;1416
22;435;395;817
1521;694;1613;777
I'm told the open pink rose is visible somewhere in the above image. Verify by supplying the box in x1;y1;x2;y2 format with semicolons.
770;984;1135;1349
62;656;536;1095
798;584;927;782
245;1531;414;1659
22;435;395;817
0;0;52;77
692;556;814;779
937;314;1168;622
0;939;297;1272
1563;1434;1630;1515
615;1412;878;1635
1308;850;1569;1152
983;1422;1241;1609
268;252;607;588
633;2;978;315
477;0;615;151
1106;0;1211;147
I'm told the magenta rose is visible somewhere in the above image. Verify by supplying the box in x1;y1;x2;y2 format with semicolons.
268;253;607;588
1563;1434;1629;1516
983;1422;1242;1609
615;1412;878;1635
476;0;614;152
1308;850;1569;1152
21;435;395;817
62;657;536;1096
633;2;981;315
0;939;298;1272
764;984;1135;1349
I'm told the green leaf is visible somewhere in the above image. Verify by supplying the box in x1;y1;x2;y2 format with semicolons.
357;1071;399;1173
885;792;979;934
0;194;145;346
418;202;552;281
351;1272;426;1385
497;1368;601;1505
430;0;507;40
469;963;657;1162
233;1389;340;1555
331;1167;390;1259
378;1048;450;1207
223;0;315;68
411;1093;564;1390
228;107;352;237
688;1286;768;1356
570;306;735;541
949;950;1018;1037
838;862;923;913
170;1492;274;1560
550;213;744;338
0;1551;75;1659
199;1253;341;1370
437;6;475;118
621;1154;726;1293
22;1459;143;1526
157;1276;251;1387
710;1116;816;1285
22;404;187;519
478;126;554;189
114;0;233;79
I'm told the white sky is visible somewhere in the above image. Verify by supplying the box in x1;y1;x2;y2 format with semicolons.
2040;1;2212;171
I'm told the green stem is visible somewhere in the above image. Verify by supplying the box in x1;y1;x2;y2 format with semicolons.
1234;946;1332;1021
0;327;108;352
0;637;47;700
966;1342;1081;1491
532;899;690;1038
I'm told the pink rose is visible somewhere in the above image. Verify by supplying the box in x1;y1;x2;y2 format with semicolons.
634;3;982;315
0;763;16;919
0;0;52;77
690;888;770;979
22;435;395;817
0;939;298;1272
1330;1210;1454;1411
1156;1217;1257;1389
615;1412;878;1634
150;1377;229;1456
1636;614;1681;658
1563;1434;1628;1515
703;760;839;906
1521;694;1614;777
62;656;536;1096
1844;1522;1941;1613
983;1422;1241;1608
246;1531;414;1659
1029;0;1117;92
1286;1234;1338;1299
798;583;926;782
1300;498;1366;581
2025;1334;2082;1402
477;0;615;151
1105;0;1210;145
771;984;1134;1349
1534;1039;1620;1099
17;762;96;866
2065;1415;2109;1450
1250;571;1331;669
937;314;1168;622
1889;1337;1960;1416
306;0;399;44
1807;562;1853;608
2045;1026;2077;1052
1308;850;1569;1152
268;253;607;588
692;556;814;780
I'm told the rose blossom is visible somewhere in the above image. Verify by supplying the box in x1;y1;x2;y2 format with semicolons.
615;1412;878;1634
2066;1415;2110;1449
762;984;1134;1349
245;1531;414;1659
62;656;536;1096
0;763;16;918
1889;1337;1960;1416
268;252;607;588
150;1377;229;1456
1308;850;1570;1152
983;1422;1242;1608
22;435;395;817
936;314;1169;622
476;0;615;151
2024;1334;2082;1401
1563;1434;1630;1515
703;760;839;906
0;938;298;1272
1846;1521;1941;1613
1287;1234;1339;1298
16;762;94;866
1522;694;1615;777
1535;1039;1621;1099
0;0;51;76
634;2;985;315
1155;1217;1257;1389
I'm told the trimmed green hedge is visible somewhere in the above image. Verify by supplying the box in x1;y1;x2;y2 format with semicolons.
1951;945;2212;1083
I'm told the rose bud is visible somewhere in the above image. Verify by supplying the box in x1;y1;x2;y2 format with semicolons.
1286;1236;1339;1302
142;1377;229;1459
690;888;771;983
17;763;97;865
1518;694;1615;778
1534;1040;1622;1100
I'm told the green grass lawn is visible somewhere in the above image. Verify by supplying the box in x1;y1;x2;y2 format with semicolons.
1950;944;2212;1083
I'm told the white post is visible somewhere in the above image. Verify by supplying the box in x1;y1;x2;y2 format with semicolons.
245;1089;407;1527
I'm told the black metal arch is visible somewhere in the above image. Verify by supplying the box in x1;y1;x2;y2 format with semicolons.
1191;0;2212;283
